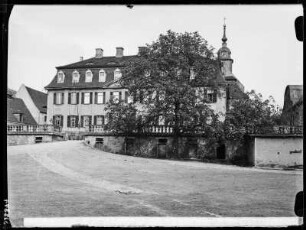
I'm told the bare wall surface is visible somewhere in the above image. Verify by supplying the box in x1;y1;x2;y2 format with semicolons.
254;137;303;167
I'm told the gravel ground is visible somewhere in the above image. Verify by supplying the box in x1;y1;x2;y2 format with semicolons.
7;141;303;227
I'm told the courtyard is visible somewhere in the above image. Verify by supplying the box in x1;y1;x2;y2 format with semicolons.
7;141;302;227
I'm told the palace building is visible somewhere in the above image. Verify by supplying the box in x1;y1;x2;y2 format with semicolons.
44;24;246;136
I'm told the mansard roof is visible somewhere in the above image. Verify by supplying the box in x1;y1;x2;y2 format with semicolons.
56;55;140;69
25;86;47;113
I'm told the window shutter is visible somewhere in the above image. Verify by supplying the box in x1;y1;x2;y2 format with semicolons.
76;116;79;127
77;93;79;104
80;116;84;127
52;115;56;125
89;116;92;126
102;115;105;125
53;93;56;104
214;89;217;102
81;93;84;104
94;116;97;125
103;92;106;104
90;92;93;104
204;89;208;101
60;115;63;127
68;93;71;104
119;92;122;102
61;93;64;104
67;115;70;128
110;92;113;102
95;92;97;104
125;91;128;103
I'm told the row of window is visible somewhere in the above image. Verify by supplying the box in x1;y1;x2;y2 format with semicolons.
53;91;133;105
52;115;106;127
57;69;122;83
53;89;217;105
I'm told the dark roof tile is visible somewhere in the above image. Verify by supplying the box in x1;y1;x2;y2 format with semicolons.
25;86;47;113
7;98;37;125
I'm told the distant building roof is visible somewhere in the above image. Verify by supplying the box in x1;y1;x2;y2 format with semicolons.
7;97;37;125
283;85;303;111
7;88;16;98
25;86;47;113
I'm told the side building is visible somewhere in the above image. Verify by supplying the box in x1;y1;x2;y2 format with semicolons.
15;84;48;125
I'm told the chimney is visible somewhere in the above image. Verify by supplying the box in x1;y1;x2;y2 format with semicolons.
80;56;83;61
116;47;124;58
95;48;103;58
138;46;147;56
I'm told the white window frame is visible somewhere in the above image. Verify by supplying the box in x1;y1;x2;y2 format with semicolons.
112;91;120;103
85;69;93;82
71;92;77;104
72;70;80;83
96;116;104;126
99;69;106;82
57;71;65;83
84;92;90;104
97;92;104;104
70;116;77;128
190;67;196;80
114;68;122;81
56;93;62;105
84;116;90;127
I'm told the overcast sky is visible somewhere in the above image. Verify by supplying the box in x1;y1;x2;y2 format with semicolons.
8;5;302;107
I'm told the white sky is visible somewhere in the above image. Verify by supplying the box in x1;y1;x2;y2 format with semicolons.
8;5;303;107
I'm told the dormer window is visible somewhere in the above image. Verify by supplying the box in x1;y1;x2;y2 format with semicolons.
72;70;80;83
114;68;122;81
57;71;65;83
85;69;93;82
99;69;106;82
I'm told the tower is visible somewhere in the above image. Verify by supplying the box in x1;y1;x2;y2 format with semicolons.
218;20;234;77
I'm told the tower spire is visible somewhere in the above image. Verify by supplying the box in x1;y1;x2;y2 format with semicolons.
222;17;227;46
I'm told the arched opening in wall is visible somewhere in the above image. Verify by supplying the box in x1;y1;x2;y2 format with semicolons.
157;138;168;158
125;138;135;155
95;137;104;149
187;138;198;159
216;143;226;159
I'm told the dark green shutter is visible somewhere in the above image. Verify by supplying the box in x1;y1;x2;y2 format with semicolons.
94;116;97;125
76;116;79;127
95;92;97;104
68;93;71;104
125;91;128;103
80;116;84;127
103;92;106;104
77;93;79;104
110;92;113;102
89;116;92;125
60;115;63;127
102;115;105;125
90;93;93;104
67;116;70;127
214;89;217;102
119;92;122;102
53;93;56;104
52;115;56;125
81;93;84;104
61;93;64;104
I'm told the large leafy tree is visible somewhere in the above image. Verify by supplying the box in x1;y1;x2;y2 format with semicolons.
224;90;282;141
106;30;223;158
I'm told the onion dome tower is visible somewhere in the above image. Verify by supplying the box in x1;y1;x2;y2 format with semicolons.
217;20;235;78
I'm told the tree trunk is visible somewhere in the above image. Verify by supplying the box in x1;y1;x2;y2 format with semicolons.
172;101;180;159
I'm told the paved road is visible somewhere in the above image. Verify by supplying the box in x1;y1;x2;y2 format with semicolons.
8;141;303;226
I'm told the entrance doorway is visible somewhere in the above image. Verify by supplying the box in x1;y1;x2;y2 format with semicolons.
216;144;226;159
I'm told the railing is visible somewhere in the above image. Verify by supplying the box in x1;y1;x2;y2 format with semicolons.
245;125;303;135
7;124;62;133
